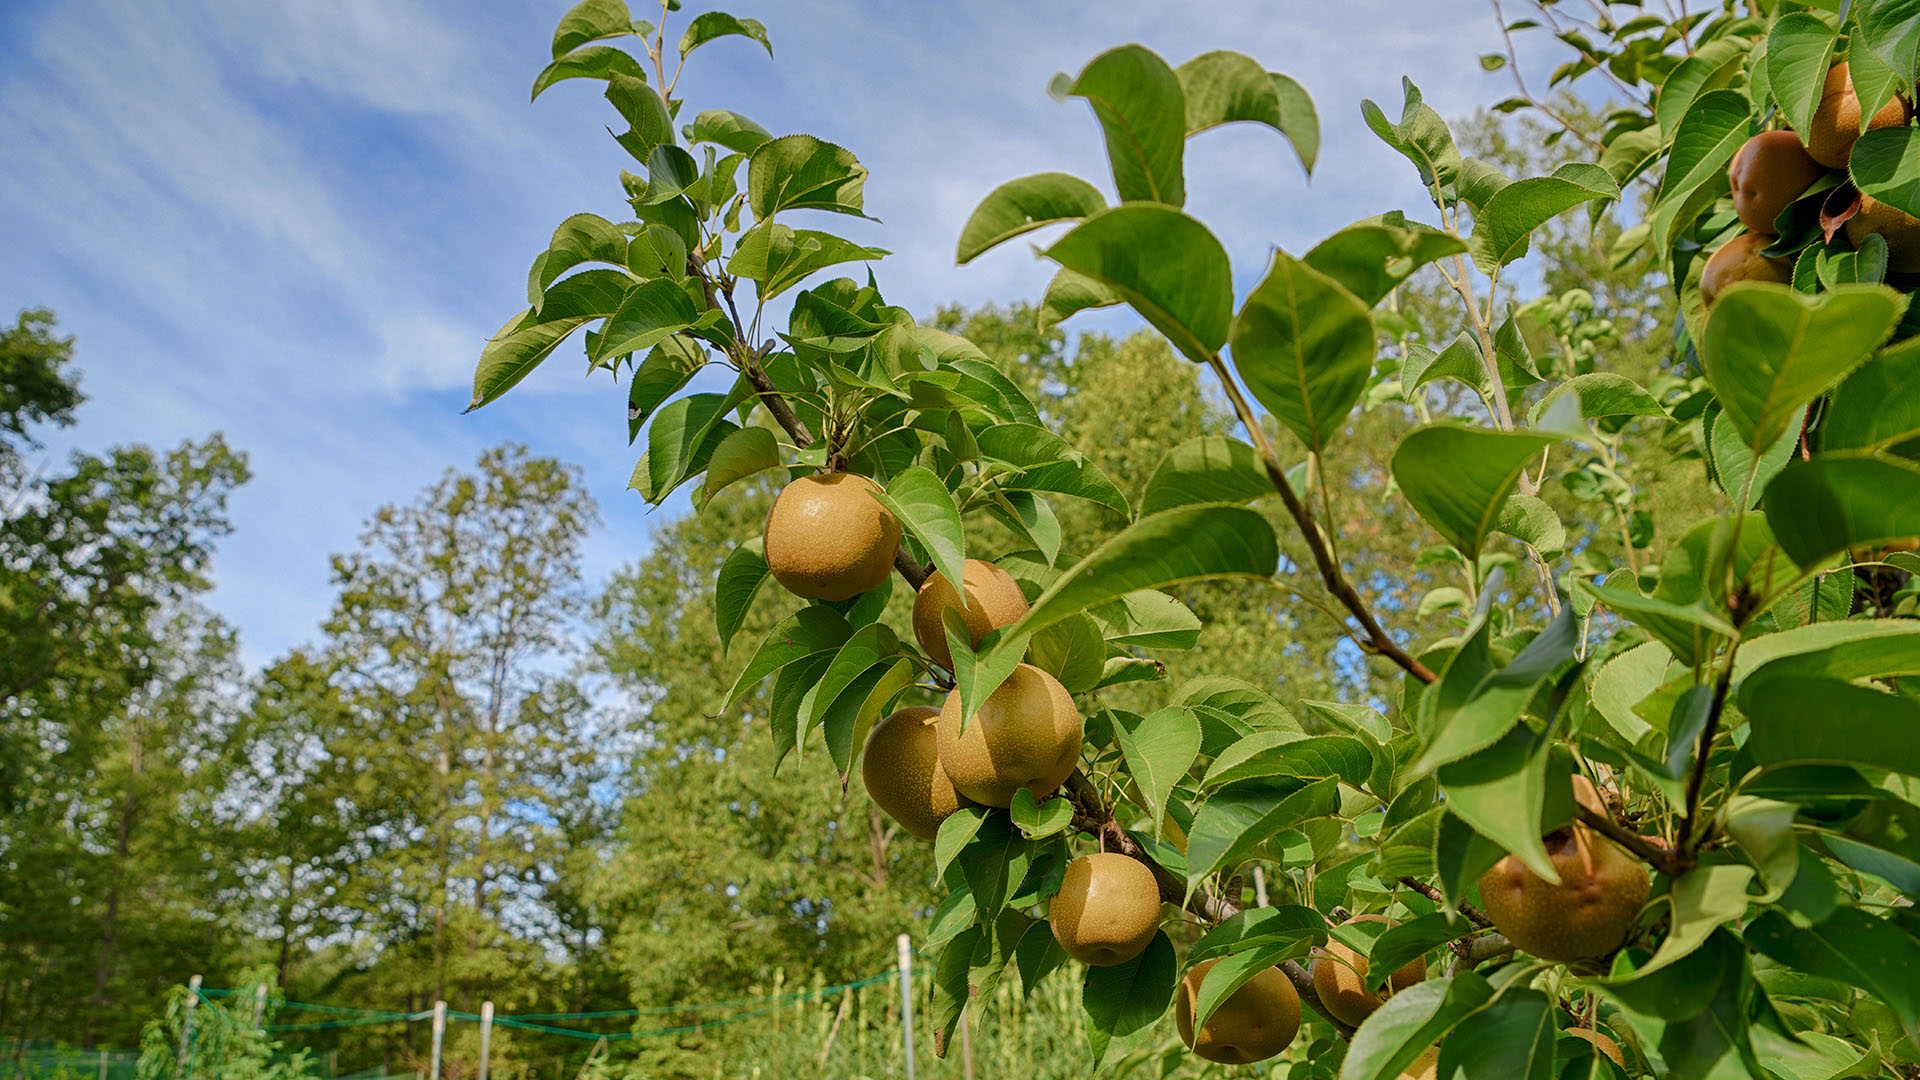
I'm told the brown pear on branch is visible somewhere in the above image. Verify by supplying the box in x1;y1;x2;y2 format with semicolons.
934;663;1082;807
1728;130;1825;235
1700;233;1791;305
1310;913;1427;1027
763;473;899;601
1807;62;1909;169
1048;853;1161;966
1846;195;1920;273
1478;781;1650;963
1175;958;1301;1065
911;558;1028;669
860;706;967;841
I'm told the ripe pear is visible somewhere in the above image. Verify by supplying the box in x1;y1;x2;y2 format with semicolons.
1846;194;1920;273
861;706;967;841
912;558;1029;670
1176;958;1302;1065
1567;1028;1627;1067
1310;914;1427;1027
762;473;900;601
1397;1047;1440;1080
1049;853;1162;966
934;663;1082;807
1478;821;1650;963
1700;233;1791;305
1728;130;1825;235
1807;62;1909;169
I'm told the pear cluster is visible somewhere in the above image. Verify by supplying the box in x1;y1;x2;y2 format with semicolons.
1706;62;1915;303
1176;958;1302;1065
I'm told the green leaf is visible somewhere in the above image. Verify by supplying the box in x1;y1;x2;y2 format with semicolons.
1702;283;1904;471
722;607;852;708
1025;612;1106;693
1655;40;1749;136
1302;215;1468;308
592;278;700;362
644;392;735;501
714;538;769;656
1361;78;1462;205
684;109;771;154
1229;250;1376;450
825;658;911;775
1766;14;1838;141
958;815;1029;929
1063;45;1187;205
1174;50;1319;175
1391;426;1560;561
956;173;1107;264
1854;123;1920;220
1008;787;1074;840
467;309;591;411
551;0;641;58
627;336;704;442
1438;727;1560;884
748;135;869;221
528;213;631;302
1652;90;1748;248
1113;707;1202;842
1438;988;1556;1080
1589;641;1667;745
1706;405;1797;509
934;806;988;880
605;72;674;163
677;11;770;59
698;426;779;507
1045;205;1232;364
531;45;647;102
1414;607;1577;775
1188;905;1324;965
1367;913;1472;994
1747;908;1920;1040
727;223;887;300
1638;864;1754;977
1189;941;1304;1030
995;506;1279;661
1469;162;1620;273
1338;975;1496;1080
1203;733;1371;789
1138;436;1271;516
975;424;1130;514
1764;453;1920;568
1597;926;1740;1023
1086;589;1203;650
1185;777;1341;889
1856;1;1920;105
1036;267;1121;334
1496;495;1565;558
803;623;900;731
864;466;961;594
1734;617;1920;686
944;611;1033;735
1744;675;1920;779
1083;931;1176;1070
927;925;979;1056
1826;337;1920;454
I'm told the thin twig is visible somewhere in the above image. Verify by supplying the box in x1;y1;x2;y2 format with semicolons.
1397;876;1494;928
1575;807;1686;877
1675;661;1736;856
1202;355;1437;684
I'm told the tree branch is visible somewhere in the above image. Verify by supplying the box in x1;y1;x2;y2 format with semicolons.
1676;662;1736;856
1397;876;1493;928
1203;356;1437;685
1575;807;1687;877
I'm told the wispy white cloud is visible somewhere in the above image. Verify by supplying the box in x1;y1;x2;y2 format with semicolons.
0;0;1552;665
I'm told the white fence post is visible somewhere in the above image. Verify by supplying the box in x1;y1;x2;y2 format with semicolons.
478;1001;494;1080
896;934;916;1080
429;1000;447;1080
176;974;202;1079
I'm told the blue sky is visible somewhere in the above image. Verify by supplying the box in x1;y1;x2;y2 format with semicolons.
0;0;1558;667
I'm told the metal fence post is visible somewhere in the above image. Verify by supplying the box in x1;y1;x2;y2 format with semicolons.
896;934;916;1080
429;1001;447;1080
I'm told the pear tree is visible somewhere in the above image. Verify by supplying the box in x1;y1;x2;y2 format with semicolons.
472;1;1920;1074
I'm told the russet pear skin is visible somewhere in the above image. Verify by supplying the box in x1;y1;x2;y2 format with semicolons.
912;559;1028;670
763;473;899;601
861;706;966;841
934;663;1082;808
1048;853;1161;966
1176;958;1301;1065
1310;913;1427;1027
